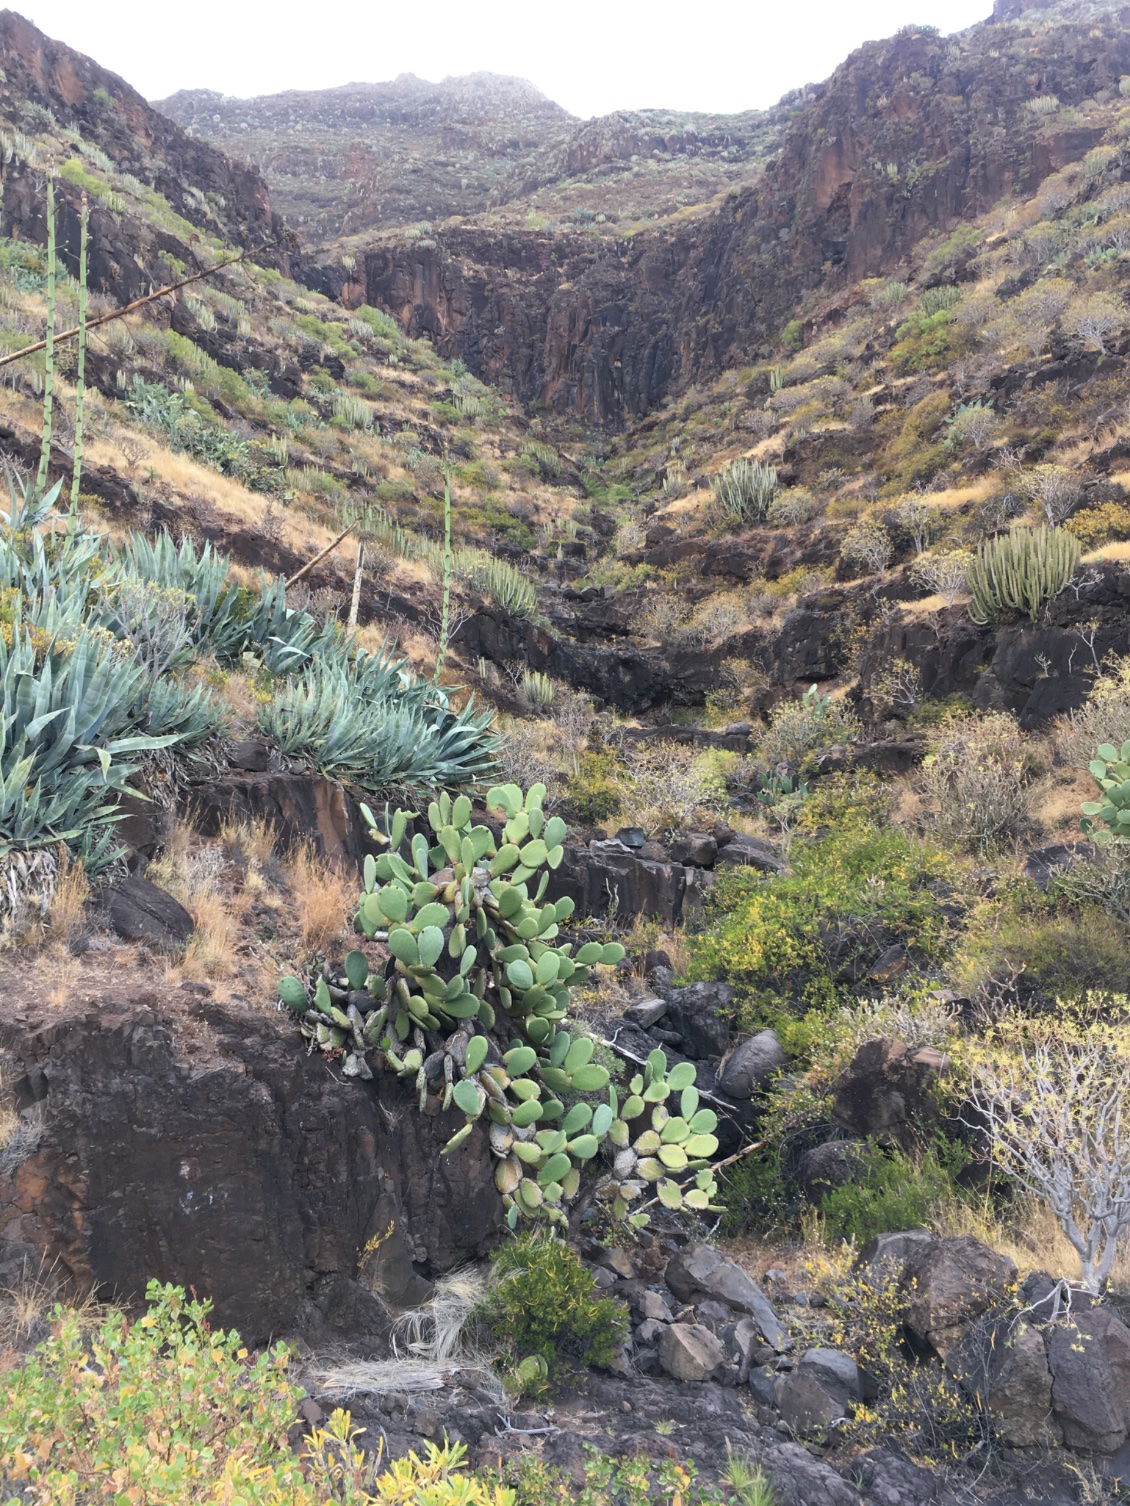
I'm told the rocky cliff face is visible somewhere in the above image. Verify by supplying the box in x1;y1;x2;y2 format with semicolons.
0;9;285;270
342;8;1130;421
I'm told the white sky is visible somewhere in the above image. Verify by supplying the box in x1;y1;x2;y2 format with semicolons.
13;1;993;118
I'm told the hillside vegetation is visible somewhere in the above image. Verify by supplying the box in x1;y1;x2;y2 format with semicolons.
5;4;1130;1503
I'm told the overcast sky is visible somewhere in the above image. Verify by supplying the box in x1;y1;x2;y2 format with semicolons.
14;1;993;118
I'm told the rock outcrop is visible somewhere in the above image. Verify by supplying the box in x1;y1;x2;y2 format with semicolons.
0;991;503;1344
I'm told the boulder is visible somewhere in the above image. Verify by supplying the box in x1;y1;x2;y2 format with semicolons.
903;1236;1016;1360
228;740;272;772
664;1244;791;1352
775;1369;850;1434
663;982;734;1060
855;1228;936;1286
797;1347;864;1405
193;770;371;869
623;997;669;1028
670;832;718;868
105;877;194;949
713;832;786;874
952;1317;1058;1448
658;1322;725;1382
1023;841;1093;892
635;1289;673;1322
1046;1308;1130;1453
549;842;690;926
832;1037;948;1148
718;1030;787;1098
748;1365;778;1405
797;1140;865;1204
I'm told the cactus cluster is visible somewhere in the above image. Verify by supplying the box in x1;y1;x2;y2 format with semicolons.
711;457;778;526
1082;740;1130;844
966;525;1080;623
278;784;721;1228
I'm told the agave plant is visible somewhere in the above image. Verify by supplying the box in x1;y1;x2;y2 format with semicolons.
279;784;722;1227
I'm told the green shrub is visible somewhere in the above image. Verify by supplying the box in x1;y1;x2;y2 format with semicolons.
1064;501;1130;549
476;1233;629;1390
819;1141;970;1243
758;684;860;772
920;712;1036;854
966;526;1080;623
0;1283;513;1506
0;1282;310;1501
952;897;1130;1010
882;391;950;491
487;1444;761;1506
688;824;949;1016
560;750;623;826
890;308;955;371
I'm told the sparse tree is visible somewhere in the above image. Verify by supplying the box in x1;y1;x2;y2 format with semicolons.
911;549;973;606
965;1030;1130;1292
895;496;943;553
1012;463;1084;525
1066;291;1128;355
840;518;894;574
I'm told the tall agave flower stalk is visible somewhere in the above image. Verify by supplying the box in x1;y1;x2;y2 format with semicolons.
70;190;88;514
35;172;56;498
433;467;453;683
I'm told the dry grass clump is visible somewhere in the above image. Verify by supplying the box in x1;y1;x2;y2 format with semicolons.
285;842;354;961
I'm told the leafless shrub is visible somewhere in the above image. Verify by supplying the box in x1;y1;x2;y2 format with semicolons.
963;1026;1130;1291
840;518;894;574
919;712;1034;853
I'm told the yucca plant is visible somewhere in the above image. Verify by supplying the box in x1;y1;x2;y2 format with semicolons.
967;525;1080;623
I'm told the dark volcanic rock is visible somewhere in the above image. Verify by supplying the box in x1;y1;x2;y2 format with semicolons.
663;982;734;1060
192;770;378;870
1046;1307;1130;1453
717;1030;787;1098
105;877;194;948
0;997;503;1343
831;1037;948;1148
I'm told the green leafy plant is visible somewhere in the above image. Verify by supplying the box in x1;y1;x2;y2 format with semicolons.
818;1140;970;1244
966;526;1080;623
476;1232;629;1390
279;784;721;1226
0;1281;514;1506
689;822;948;1016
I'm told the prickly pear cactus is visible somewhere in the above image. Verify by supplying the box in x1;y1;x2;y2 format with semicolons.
278;782;721;1228
1082;741;1130;844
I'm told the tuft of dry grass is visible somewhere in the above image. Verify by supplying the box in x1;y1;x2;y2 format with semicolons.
46;855;91;945
285;843;354;961
0;1261;112;1354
